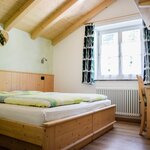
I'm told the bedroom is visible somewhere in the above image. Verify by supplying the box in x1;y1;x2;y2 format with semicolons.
0;0;150;150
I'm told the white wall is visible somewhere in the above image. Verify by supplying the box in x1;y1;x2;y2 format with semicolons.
53;26;96;93
0;28;53;74
53;0;140;93
53;26;138;93
90;0;140;25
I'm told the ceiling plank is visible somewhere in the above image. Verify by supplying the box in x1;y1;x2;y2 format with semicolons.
31;0;77;39
52;0;116;45
4;0;41;31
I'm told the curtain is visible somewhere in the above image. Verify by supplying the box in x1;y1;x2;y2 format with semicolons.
143;21;150;84
82;24;95;84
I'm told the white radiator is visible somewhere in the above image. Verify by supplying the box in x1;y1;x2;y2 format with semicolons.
96;88;140;118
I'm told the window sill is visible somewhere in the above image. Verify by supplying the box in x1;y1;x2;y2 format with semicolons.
95;79;137;81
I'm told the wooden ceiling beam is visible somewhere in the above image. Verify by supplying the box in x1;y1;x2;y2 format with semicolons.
52;0;116;45
31;0;77;39
4;0;41;31
139;0;150;6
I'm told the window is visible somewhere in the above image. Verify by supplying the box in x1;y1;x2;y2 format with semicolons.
96;20;143;80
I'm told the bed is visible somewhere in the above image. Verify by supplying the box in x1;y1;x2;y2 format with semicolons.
0;71;116;150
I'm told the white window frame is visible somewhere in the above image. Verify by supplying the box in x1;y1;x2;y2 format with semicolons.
96;21;144;80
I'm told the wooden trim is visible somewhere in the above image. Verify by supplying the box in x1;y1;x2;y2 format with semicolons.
52;0;116;45
0;105;116;150
4;0;41;31
63;133;93;150
0;69;54;76
43;105;115;127
93;121;116;135
115;116;140;123
31;0;77;39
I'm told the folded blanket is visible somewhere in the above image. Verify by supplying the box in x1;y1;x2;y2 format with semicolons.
0;91;25;103
4;93;82;107
4;96;50;107
4;92;107;108
70;93;107;102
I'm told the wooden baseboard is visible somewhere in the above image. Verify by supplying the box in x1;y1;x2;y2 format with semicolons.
115;116;140;123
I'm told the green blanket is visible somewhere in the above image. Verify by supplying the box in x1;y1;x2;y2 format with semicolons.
0;91;28;103
3;91;107;108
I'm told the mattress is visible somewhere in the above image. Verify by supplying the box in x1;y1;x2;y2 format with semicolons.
0;100;111;126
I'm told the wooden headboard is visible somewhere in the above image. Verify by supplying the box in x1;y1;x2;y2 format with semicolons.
0;70;54;92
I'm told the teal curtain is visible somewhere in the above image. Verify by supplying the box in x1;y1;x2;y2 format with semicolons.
82;24;95;84
143;21;150;84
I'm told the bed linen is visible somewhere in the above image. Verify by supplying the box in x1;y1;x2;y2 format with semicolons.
4;92;107;107
0;91;28;103
0;100;111;126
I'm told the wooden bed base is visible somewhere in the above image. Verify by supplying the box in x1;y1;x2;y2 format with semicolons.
0;105;115;150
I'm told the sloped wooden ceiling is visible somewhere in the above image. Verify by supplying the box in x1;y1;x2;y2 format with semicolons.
0;0;116;45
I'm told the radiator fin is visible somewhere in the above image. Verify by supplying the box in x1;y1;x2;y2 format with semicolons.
96;88;140;117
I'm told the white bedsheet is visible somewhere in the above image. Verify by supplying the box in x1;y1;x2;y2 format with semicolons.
0;100;111;126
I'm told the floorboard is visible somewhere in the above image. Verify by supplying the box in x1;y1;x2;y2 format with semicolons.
82;121;150;150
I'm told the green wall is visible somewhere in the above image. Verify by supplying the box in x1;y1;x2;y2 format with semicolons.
0;28;53;74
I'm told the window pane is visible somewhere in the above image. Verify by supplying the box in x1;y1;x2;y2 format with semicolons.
122;29;141;75
101;33;119;75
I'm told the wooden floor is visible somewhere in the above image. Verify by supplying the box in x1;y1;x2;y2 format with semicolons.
82;121;150;150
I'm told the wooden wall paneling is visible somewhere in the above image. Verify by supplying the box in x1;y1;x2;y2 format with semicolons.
11;72;44;91
11;72;22;90
27;74;44;91
0;70;54;92
26;73;35;91
44;75;54;92
0;71;11;91
36;74;45;91
19;72;30;90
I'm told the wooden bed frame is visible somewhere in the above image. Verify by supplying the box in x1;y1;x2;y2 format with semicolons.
0;70;116;150
0;105;115;150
